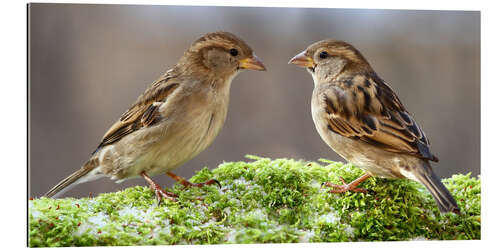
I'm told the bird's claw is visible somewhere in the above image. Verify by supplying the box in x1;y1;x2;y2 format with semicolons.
180;178;222;189
167;172;221;189
141;171;178;205
152;183;178;205
323;177;367;193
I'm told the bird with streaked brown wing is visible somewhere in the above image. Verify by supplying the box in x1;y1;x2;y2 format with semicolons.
289;40;459;214
45;31;266;203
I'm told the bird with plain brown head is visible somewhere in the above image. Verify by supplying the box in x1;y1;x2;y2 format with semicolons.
45;31;266;202
289;40;459;214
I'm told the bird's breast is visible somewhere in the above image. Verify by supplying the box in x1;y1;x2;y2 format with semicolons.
105;86;230;179
147;93;228;174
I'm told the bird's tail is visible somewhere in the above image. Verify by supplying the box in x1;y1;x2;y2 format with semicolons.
413;163;460;214
44;159;102;198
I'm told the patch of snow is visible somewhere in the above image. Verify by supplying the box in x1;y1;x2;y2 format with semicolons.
223;207;232;215
225;230;238;243
344;225;355;236
153;222;172;239
73;212;108;236
411;236;427;241
85;200;98;211
30;210;41;219
233;177;251;186
150;226;159;239
118;206;140;218
310;180;322;189
299;229;316;243
250;208;267;219
87;212;107;227
74;222;92;236
186;218;200;227
319;212;340;224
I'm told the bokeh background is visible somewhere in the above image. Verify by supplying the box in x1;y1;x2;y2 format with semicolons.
28;4;480;198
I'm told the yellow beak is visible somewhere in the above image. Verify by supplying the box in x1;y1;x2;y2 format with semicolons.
288;51;315;68
239;54;266;71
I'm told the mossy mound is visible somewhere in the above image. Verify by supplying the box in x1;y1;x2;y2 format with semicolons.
29;156;480;246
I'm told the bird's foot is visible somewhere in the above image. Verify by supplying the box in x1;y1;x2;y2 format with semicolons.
323;178;367;193
141;172;178;204
322;174;371;193
167;171;221;189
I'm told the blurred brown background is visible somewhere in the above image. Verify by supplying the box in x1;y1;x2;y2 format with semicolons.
28;4;480;198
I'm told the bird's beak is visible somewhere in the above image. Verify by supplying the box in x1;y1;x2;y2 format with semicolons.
239;54;266;71
288;51;314;68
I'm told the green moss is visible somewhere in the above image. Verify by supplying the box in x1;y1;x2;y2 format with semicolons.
29;156;480;246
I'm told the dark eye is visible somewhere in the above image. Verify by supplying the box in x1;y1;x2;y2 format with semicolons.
229;48;239;57
319;51;328;59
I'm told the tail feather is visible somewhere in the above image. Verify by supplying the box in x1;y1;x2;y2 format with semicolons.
44;160;102;198
414;164;460;214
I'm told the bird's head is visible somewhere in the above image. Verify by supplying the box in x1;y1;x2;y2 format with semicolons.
289;40;372;84
178;31;266;80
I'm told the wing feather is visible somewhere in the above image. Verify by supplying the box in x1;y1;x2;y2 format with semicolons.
322;73;438;162
92;71;180;154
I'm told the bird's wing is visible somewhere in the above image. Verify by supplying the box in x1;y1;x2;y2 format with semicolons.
92;71;180;154
321;73;438;162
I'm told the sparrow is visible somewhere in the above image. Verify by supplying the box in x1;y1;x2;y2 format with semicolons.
289;40;459;214
44;31;266;202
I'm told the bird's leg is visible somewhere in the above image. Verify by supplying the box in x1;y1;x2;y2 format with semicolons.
166;171;221;188
141;172;178;204
323;173;371;193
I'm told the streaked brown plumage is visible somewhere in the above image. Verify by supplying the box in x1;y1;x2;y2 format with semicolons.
45;31;266;201
289;40;459;214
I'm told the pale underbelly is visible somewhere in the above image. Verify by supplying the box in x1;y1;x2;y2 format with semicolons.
98;112;220;181
313;118;419;179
